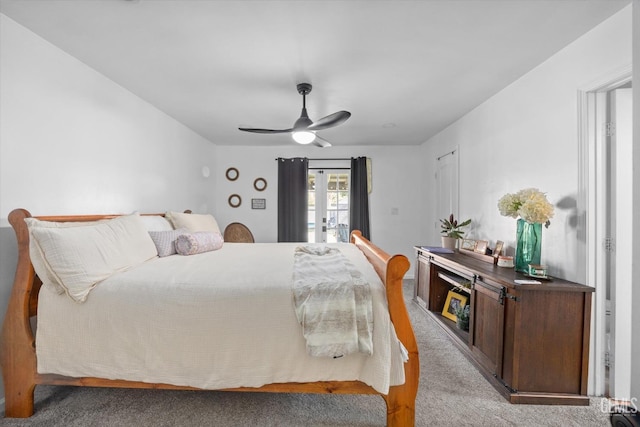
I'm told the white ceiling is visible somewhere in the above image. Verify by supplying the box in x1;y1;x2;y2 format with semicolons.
0;0;630;147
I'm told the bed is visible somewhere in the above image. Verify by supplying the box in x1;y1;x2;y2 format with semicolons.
1;208;419;426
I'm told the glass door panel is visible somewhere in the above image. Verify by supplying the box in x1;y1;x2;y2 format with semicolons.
308;170;349;243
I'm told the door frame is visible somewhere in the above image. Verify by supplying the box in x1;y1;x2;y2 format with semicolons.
435;147;460;235
608;87;633;400
577;65;631;397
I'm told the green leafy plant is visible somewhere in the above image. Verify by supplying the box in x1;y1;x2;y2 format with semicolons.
440;214;471;239
454;304;470;331
454;304;470;321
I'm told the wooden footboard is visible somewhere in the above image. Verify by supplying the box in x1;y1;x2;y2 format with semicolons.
351;230;419;426
1;209;418;426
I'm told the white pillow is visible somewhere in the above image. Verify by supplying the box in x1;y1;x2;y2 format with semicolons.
165;211;221;233
139;215;174;232
25;218;106;294
26;214;158;303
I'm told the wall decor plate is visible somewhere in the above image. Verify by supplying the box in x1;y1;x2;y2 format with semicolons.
228;194;241;208
225;167;239;181
254;177;267;191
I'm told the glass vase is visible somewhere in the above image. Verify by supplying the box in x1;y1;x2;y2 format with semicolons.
515;218;542;273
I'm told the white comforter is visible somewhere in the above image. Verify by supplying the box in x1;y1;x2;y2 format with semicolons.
36;242;406;394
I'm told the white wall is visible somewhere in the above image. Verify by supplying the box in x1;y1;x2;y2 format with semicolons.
0;15;217;221
215;144;423;270
0;14;218;401
420;6;634;399
420;7;632;283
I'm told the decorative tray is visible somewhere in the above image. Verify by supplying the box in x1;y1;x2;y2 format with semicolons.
522;273;552;282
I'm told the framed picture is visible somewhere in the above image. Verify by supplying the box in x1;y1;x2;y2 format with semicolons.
474;240;488;255
493;240;504;258
461;239;476;251
442;290;468;322
251;198;266;209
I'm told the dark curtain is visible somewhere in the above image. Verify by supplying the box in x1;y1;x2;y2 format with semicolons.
350;156;370;240
277;157;309;242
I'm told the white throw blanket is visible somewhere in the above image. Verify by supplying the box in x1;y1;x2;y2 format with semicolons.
292;245;373;358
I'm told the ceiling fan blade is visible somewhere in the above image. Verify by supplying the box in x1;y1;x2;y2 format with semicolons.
238;127;292;134
313;135;332;148
307;111;351;131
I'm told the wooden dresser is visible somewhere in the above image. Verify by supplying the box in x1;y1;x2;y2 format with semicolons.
414;247;594;405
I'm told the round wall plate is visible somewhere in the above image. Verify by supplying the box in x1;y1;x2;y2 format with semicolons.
228;194;241;208
226;167;239;181
254;177;267;191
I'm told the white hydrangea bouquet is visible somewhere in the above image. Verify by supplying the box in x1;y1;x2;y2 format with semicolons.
497;188;554;228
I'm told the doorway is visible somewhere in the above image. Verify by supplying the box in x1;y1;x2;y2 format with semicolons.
307;169;350;243
579;69;632;399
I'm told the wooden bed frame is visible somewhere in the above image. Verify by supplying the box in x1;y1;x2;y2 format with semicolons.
1;209;419;426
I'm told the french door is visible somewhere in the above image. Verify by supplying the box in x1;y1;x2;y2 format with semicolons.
307;169;350;243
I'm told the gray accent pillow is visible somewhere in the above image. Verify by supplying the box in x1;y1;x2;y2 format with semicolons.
149;228;188;257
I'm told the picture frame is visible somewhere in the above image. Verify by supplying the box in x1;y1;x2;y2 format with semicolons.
474;240;488;255
442;290;468;322
251;198;266;209
493;240;504;258
461;239;476;251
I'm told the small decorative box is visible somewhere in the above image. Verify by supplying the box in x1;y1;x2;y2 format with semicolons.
528;264;547;277
497;256;514;268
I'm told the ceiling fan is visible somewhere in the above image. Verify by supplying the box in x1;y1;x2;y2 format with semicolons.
238;83;351;148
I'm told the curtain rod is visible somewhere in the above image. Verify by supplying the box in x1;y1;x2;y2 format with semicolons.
274;157;352;161
308;167;350;170
437;150;456;161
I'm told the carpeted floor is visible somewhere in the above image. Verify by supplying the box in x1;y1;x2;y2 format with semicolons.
0;281;611;427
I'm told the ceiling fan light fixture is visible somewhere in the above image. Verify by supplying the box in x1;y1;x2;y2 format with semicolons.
238;82;349;148
292;131;316;145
